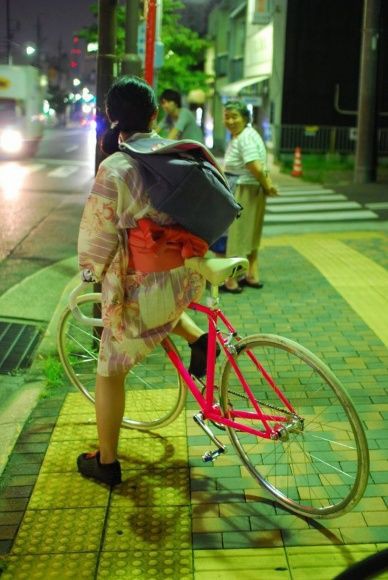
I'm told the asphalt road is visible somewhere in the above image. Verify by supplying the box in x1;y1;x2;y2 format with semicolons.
0;124;95;296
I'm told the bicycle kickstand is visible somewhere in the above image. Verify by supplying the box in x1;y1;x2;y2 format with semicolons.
193;412;226;463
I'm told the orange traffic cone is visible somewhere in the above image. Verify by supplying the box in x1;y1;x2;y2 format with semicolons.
291;146;303;177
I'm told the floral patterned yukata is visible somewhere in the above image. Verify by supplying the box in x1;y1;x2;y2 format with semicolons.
78;132;205;377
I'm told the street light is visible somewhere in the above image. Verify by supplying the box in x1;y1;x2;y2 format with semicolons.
25;44;36;56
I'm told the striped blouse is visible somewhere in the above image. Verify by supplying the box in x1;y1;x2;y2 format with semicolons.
224;126;268;185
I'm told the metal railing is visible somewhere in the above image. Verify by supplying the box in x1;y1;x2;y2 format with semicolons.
273;125;388;155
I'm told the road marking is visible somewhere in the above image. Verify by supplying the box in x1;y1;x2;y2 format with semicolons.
268;194;347;204
278;188;335;195
22;164;46;174
38;158;92;167
366;202;388;210
264;210;378;222
267;201;362;213
47;166;79;178
65;145;79;153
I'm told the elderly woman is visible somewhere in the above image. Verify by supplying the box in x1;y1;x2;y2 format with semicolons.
221;101;278;293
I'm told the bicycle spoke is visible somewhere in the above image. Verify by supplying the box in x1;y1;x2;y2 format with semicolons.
221;334;369;518
58;295;186;429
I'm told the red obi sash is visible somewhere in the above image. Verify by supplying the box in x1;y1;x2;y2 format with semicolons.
128;218;208;273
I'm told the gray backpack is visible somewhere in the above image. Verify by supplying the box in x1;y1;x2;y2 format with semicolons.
119;137;242;245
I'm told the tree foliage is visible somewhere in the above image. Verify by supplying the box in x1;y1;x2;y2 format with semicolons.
77;0;210;97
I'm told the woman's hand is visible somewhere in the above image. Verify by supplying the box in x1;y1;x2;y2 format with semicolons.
245;160;279;196
265;185;279;197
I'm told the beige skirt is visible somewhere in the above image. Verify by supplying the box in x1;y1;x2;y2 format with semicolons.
226;183;266;257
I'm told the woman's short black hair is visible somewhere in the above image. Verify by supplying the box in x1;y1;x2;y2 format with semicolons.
224;100;251;124
101;76;157;155
159;89;182;108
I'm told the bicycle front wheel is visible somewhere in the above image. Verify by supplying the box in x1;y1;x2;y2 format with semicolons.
220;334;369;518
57;293;186;430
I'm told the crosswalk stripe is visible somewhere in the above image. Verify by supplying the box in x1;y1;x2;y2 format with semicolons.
276;189;336;197
278;188;335;195
265;210;378;222
268;201;362;213
37;158;91;167
22;164;46;174
268;194;347;204
265;183;381;223
47;166;79;178
366;202;388;210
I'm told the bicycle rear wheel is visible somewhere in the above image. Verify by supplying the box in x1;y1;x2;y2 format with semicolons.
57;293;186;430
220;334;369;518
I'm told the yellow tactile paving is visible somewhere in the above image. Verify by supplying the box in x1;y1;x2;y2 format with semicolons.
61;388;184;414
294;238;388;345
98;550;193;579
10;508;106;555
28;472;110;509
119;436;188;469
41;440;99;472
111;467;190;507
60;392;96;414
102;506;192;551
1;553;97;580
264;232;388;347
5;389;193;578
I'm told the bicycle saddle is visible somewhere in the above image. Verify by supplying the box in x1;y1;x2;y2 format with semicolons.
184;256;248;286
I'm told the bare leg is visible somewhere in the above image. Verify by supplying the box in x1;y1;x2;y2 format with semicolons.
247;249;259;282
95;371;126;464
95;313;203;462
172;312;204;344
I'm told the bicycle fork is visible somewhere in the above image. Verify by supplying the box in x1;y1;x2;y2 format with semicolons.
193;411;227;462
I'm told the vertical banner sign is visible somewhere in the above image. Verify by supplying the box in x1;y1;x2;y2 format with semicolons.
253;0;273;24
144;0;157;86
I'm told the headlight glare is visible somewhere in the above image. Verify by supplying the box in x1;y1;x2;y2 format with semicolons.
0;129;24;153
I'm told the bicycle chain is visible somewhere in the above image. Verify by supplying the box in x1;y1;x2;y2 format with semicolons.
226;388;295;417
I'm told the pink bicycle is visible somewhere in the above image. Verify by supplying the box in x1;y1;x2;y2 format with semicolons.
57;256;369;519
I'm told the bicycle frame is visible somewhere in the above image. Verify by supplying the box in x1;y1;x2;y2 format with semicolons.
166;297;299;441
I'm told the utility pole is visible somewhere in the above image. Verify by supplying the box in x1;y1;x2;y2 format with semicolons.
95;0;118;173
354;0;381;183
36;15;42;69
153;0;164;94
6;0;12;65
121;0;142;76
144;0;157;86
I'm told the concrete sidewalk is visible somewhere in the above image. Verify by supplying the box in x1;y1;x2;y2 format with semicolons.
1;222;388;578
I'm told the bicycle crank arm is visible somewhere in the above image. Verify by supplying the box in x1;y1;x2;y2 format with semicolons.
193;412;227;462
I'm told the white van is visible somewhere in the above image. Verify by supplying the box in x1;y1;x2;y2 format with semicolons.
0;65;44;157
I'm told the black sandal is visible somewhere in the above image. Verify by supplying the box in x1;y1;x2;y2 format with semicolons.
219;284;243;294
238;278;264;289
77;451;122;486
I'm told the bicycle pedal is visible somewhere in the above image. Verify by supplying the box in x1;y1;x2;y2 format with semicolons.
202;448;225;463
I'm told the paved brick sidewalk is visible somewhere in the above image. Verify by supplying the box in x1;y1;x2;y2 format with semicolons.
0;229;388;579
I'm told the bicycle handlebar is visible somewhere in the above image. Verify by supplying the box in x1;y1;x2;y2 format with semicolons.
68;281;104;327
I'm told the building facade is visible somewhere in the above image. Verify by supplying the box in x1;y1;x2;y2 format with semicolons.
207;0;388;159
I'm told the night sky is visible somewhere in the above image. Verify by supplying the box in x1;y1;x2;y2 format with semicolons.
3;0;217;60
4;0;96;56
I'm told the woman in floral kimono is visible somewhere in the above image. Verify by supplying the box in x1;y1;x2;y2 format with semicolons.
77;76;213;486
